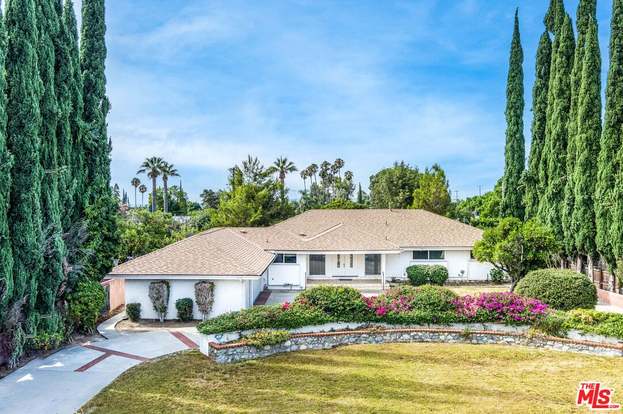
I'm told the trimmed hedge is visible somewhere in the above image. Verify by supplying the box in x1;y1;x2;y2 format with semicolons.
515;269;597;311
563;309;623;339
68;280;106;332
197;303;333;335
383;285;457;313
406;265;448;286
176;298;194;321
294;285;368;320
126;303;141;322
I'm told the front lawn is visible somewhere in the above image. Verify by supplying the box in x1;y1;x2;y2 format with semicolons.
80;343;623;413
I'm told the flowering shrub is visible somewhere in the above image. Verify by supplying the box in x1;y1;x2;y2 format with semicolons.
452;292;548;324
363;285;457;316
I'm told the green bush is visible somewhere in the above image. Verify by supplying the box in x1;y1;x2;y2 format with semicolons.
68;280;106;332
243;329;291;347
406;265;428;286
126;303;141;322
176;298;194;321
532;311;569;337
515;269;597;311
197;303;333;335
412;285;457;312
28;331;64;351
563;309;623;339
294;285;368;320
489;268;507;284
406;265;448;286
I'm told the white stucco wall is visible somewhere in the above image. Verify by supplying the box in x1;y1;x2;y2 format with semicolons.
124;278;250;320
385;250;493;281
267;254;307;288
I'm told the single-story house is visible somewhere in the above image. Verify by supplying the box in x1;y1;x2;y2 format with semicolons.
108;209;493;320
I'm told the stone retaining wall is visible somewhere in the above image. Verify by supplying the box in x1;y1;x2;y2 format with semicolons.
206;327;623;364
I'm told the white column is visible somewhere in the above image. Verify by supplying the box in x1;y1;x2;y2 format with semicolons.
381;254;387;290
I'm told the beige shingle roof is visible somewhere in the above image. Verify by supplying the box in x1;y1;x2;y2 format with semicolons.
110;209;483;276
109;228;275;276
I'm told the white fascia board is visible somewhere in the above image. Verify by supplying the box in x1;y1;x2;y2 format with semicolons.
400;246;473;251
267;250;402;255
106;274;262;280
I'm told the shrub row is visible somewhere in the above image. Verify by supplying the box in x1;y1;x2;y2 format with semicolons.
533;309;623;339
198;285;553;335
406;265;448;286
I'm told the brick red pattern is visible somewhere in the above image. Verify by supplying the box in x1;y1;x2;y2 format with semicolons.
169;331;199;349
74;344;150;372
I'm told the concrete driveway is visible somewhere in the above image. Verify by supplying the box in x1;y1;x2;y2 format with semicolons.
0;314;201;414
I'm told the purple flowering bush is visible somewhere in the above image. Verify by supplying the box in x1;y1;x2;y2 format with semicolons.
452;292;549;324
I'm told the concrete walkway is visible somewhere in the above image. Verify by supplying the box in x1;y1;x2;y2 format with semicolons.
0;317;201;414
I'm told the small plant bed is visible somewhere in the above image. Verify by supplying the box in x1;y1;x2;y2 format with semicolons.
81;344;623;413
116;319;199;332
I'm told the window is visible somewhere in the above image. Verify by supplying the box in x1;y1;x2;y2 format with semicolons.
274;253;297;264
412;250;445;260
365;254;381;275
309;255;326;275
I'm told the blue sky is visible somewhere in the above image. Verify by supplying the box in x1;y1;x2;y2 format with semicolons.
103;0;612;203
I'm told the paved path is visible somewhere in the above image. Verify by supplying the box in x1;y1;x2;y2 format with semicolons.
0;317;201;414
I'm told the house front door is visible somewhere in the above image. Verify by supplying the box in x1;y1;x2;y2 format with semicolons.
334;254;356;278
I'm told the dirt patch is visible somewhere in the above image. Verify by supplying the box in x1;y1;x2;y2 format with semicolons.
116;319;199;332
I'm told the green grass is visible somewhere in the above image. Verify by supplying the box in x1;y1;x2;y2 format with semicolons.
448;284;510;296
80;343;623;413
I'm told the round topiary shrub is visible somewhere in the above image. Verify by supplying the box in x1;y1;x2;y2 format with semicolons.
294;285;367;320
126;303;141;322
176;298;194;321
428;265;449;286
411;285;457;312
515;269;597;311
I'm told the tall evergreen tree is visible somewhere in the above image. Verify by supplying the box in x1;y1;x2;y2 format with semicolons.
562;0;595;256
36;0;66;334
500;10;525;219
0;9;14;314
544;0;565;35
63;0;85;224
524;31;551;219
81;0;110;201
603;0;623;265
54;0;74;230
81;0;118;280
5;0;43;330
572;17;601;259
537;14;575;244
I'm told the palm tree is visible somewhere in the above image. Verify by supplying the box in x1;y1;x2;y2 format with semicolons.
308;163;318;184
139;184;147;207
273;156;297;187
137;157;164;212
131;177;141;208
332;158;344;179
160;162;180;213
300;168;309;192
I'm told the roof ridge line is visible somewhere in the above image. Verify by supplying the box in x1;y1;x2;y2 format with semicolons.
302;222;344;242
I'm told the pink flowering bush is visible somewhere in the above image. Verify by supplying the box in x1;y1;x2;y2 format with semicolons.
452;292;548;324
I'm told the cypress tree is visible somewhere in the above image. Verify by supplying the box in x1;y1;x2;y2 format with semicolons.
0;10;14;313
64;0;85;224
36;0;66;333
5;0;43;327
545;0;565;35
54;0;74;230
537;14;575;243
562;0;595;256
81;0;110;201
572;17;601;259
81;0;118;280
524;31;551;219
500;10;525;219
601;0;623;265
